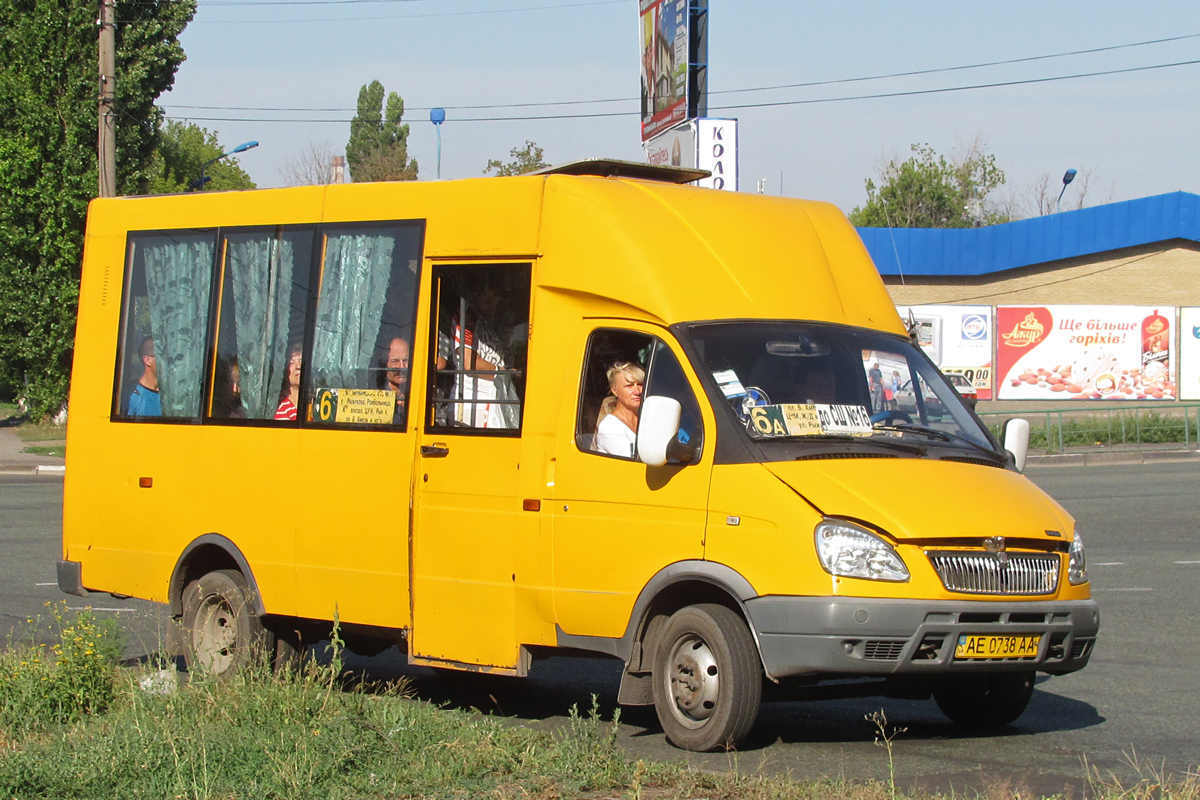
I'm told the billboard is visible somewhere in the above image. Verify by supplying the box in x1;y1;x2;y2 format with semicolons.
896;305;993;399
640;0;707;142
643;120;696;168
1177;307;1200;400
996;305;1175;400
694;118;737;191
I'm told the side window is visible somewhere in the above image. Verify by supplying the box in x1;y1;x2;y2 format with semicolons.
306;223;423;428
576;329;653;458
575;330;704;462
208;227;314;422
114;230;217;420
427;264;531;433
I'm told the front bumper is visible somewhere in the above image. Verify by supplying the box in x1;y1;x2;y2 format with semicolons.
745;595;1099;680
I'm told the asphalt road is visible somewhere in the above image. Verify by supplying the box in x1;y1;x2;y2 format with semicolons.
2;463;1197;793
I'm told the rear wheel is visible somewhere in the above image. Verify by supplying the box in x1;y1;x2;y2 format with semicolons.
181;569;267;678
652;603;762;752
934;671;1035;727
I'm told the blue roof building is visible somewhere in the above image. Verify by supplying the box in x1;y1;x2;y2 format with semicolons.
856;191;1200;310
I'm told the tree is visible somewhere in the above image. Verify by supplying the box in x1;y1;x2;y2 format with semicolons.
280;140;340;186
346;80;418;182
146;120;256;193
0;0;195;416
849;139;1007;228
484;141;550;176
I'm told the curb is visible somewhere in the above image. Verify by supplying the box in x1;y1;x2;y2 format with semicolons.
0;464;65;476
1028;450;1200;468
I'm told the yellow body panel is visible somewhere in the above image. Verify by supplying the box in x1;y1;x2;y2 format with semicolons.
63;172;1089;676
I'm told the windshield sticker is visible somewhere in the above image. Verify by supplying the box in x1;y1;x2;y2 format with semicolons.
712;369;747;398
748;404;823;437
814;404;873;435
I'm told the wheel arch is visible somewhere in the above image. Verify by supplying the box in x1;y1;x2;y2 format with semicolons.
167;534;266;617
554;560;773;688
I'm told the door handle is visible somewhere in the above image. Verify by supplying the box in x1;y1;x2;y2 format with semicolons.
420;444;450;457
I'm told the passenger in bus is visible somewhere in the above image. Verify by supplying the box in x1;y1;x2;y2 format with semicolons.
384;336;409;424
275;345;302;421
127;336;162;417
594;361;645;457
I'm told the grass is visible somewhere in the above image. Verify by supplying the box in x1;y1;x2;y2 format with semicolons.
13;422;66;443
20;445;65;458
2;606;1198;799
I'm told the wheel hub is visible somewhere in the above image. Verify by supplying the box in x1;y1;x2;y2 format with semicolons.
194;595;237;675
667;633;720;727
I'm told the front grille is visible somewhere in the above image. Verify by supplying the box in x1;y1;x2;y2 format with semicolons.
927;551;1060;595
863;640;906;661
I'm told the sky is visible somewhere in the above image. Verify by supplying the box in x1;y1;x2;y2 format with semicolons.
162;0;1200;214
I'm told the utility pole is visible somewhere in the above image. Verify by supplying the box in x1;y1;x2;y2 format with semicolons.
98;0;117;197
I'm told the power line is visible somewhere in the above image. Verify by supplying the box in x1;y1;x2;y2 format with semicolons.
163;58;1200;125
159;0;624;19
157;31;1200;113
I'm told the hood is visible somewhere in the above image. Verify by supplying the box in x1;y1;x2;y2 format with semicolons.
765;458;1074;543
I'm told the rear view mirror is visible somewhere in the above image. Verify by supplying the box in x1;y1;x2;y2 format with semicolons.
637;396;682;467
1002;418;1031;472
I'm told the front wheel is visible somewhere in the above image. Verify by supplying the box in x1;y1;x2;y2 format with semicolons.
652;604;762;751
933;671;1035;727
181;569;268;678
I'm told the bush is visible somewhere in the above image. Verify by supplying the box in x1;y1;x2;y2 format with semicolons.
0;603;122;737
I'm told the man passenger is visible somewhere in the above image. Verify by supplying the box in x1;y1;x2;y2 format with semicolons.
127;336;161;417
385;337;410;424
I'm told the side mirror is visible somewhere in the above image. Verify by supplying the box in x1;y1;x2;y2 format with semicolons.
1002;418;1030;473
637;396;682;467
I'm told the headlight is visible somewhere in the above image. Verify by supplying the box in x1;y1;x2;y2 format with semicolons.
1068;532;1087;585
814;519;909;582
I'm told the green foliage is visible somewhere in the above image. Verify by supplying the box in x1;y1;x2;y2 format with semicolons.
346;80;418;182
146;120;256;194
484;140;550;176
0;0;194;416
986;408;1199;454
0;604;122;738
849;142;1008;228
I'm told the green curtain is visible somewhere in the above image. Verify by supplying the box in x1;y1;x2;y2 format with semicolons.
142;235;215;417
311;230;394;388
227;233;295;419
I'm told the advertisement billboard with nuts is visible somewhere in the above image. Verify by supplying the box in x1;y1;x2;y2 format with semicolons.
996;305;1175;401
896;305;993;399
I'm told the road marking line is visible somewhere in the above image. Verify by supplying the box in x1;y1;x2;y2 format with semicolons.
1092;588;1153;592
1093;562;1125;566
1174;560;1200;564
34;582;56;586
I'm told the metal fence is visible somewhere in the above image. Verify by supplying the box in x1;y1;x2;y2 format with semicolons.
978;404;1200;455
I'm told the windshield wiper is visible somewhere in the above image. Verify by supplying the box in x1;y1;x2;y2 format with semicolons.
793;434;927;457
873;424;1004;461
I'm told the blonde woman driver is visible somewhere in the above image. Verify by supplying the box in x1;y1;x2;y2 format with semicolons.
594;361;645;457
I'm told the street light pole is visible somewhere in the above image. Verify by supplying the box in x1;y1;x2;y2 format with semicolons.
97;0;117;197
430;108;446;179
1056;168;1078;213
188;140;260;192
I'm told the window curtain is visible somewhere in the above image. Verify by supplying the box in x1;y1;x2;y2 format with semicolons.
227;233;295;419
142;235;214;417
311;231;394;388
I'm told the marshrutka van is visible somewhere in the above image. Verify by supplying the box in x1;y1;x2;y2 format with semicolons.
60;160;1098;751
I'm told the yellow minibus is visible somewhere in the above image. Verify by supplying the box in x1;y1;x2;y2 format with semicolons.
60;160;1097;751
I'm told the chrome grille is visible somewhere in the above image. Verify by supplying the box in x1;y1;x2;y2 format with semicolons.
927;551;1060;595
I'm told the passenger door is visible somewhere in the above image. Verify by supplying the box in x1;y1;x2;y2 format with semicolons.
550;324;713;640
410;263;533;670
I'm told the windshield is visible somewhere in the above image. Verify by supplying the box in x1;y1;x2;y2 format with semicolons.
687;321;998;457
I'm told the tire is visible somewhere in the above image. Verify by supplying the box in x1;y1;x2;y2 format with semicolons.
181;569;268;678
652;603;762;752
934;671;1035;727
